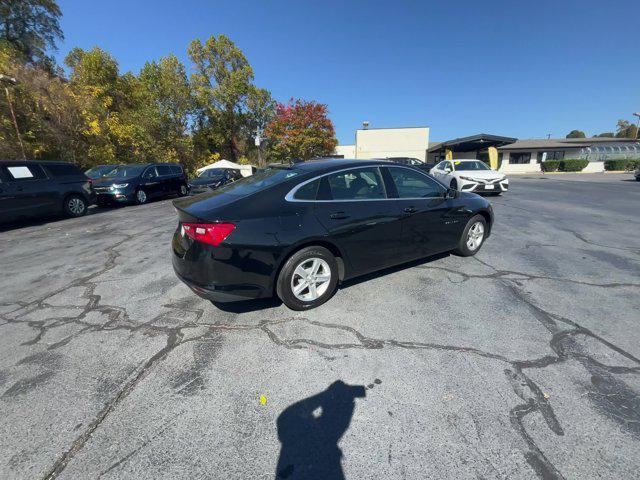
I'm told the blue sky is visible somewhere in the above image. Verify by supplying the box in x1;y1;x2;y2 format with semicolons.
56;0;639;144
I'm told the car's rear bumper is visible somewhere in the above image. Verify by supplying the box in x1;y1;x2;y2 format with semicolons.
173;266;263;302
171;226;275;302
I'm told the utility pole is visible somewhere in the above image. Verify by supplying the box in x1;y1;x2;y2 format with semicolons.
633;112;640;140
0;74;26;160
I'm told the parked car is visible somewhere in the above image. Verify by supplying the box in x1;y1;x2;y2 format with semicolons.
172;159;493;310
84;164;121;180
387;157;435;173
430;159;508;194
92;163;188;205
188;168;242;195
0;160;94;223
635;163;640;181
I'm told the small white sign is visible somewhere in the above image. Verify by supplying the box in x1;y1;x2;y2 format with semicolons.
7;166;34;179
485;184;494;189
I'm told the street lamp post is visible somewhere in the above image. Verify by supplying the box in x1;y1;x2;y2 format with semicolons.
633;112;640;141
0;74;26;160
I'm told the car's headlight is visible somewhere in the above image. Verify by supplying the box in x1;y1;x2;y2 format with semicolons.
459;176;478;182
111;183;129;189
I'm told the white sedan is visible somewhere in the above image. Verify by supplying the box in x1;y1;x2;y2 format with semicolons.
430;159;509;194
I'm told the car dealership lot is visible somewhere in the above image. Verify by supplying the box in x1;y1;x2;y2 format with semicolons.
0;173;639;479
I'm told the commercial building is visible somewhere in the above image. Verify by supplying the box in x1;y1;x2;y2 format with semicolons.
336;126;640;173
334;126;430;161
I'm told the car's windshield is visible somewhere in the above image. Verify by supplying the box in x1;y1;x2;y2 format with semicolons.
454;161;490;171
104;165;147;178
198;169;227;178
214;167;299;196
85;165;117;177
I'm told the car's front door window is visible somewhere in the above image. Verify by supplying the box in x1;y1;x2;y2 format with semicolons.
388;167;444;198
143;167;158;179
325;167;386;200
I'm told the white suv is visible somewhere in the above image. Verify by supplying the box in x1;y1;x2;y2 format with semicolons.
430;159;509;194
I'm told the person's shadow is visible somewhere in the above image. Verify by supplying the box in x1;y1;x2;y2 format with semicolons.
275;380;366;480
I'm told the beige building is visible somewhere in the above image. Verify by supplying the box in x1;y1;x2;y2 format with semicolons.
335;126;430;161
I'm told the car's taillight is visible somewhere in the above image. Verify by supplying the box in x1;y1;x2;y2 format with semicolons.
182;223;235;246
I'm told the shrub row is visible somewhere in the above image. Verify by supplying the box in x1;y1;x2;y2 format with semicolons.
604;159;640;171
541;159;589;172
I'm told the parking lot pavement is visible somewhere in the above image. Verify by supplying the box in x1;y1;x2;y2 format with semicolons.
1;173;639;480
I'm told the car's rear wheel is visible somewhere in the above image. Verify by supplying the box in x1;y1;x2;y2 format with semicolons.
276;246;339;310
454;214;487;256
135;188;148;205
450;178;458;190
179;184;188;196
63;195;87;218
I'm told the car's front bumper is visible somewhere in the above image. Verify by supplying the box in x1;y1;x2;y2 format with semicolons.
459;178;509;193
93;187;136;204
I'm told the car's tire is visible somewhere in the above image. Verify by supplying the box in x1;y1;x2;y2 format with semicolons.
179;184;188;196
453;214;487;257
276;246;339;310
63;194;88;218
135;188;148;205
450;178;458;190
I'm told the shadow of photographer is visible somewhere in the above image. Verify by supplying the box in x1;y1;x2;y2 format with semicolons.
275;380;366;480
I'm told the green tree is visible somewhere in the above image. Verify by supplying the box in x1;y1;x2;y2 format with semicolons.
188;34;254;162
566;130;586;138
595;132;615;138
0;0;63;67
265;98;338;162
615;119;638;139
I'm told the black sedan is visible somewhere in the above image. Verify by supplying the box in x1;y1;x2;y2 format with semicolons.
188;168;242;195
172;159;493;310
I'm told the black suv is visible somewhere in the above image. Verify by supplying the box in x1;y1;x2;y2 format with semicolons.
0;161;94;223
92;163;188;205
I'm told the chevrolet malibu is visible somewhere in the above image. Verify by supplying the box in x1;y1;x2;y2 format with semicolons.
172;159;494;310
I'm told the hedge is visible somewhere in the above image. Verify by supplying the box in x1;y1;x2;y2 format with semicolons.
604;159;640;171
559;159;589;172
541;160;560;172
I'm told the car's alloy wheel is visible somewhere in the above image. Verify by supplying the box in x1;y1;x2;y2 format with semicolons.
136;189;147;204
466;221;485;251
65;196;87;217
454;214;487;257
450;178;458;190
290;258;332;302
179;184;188;196
277;246;339;310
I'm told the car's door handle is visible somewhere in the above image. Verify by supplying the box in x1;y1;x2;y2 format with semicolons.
404;206;417;214
329;211;349;220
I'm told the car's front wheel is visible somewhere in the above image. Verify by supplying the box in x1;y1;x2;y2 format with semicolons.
179;184;188;196
135;188;148;205
450;178;458;190
454;214;487;256
63;195;88;218
276;246;339;310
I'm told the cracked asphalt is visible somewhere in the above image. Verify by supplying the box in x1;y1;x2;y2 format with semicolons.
1;172;639;480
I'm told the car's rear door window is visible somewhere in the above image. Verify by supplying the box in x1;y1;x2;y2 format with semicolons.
325;167;386;200
4;165;47;181
294;179;320;200
387;167;445;198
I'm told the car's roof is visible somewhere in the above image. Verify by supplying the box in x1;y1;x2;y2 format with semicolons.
447;159;483;162
0;160;74;166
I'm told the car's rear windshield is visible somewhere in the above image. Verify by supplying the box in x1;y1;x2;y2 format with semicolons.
455;161;490;171
214;167;299;196
104;165;147;178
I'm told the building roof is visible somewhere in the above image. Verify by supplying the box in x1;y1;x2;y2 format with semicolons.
497;137;639;150
428;134;518;152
